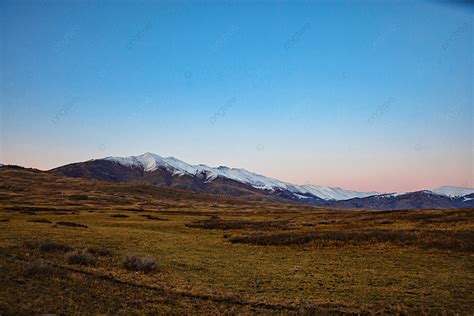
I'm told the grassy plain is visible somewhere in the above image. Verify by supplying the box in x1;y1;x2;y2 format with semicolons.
0;167;473;314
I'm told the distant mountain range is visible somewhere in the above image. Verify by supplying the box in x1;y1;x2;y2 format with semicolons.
50;152;474;210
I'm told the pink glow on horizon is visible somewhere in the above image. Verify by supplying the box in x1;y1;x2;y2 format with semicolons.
2;150;473;193
261;164;473;193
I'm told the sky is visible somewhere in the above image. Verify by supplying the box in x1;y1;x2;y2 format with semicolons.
0;0;472;192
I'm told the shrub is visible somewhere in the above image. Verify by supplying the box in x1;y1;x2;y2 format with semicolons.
68;195;89;200
56;221;88;228
49;211;69;215
228;229;474;253
229;230;421;246
26;240;72;252
86;246;113;257
318;220;334;225
28;218;52;223
186;219;289;230
0;218;10;222
142;214;167;221
111;214;129;218
19;211;37;215
229;231;318;246
122;256;158;273
24;261;63;277
66;249;96;265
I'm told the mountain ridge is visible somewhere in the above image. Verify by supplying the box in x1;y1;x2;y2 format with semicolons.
98;152;381;201
49;152;474;210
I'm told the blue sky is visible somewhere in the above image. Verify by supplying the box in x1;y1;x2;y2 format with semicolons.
1;0;472;191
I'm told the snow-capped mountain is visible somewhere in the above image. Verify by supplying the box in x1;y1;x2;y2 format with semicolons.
50;152;474;209
315;190;474;210
100;153;378;201
430;186;474;198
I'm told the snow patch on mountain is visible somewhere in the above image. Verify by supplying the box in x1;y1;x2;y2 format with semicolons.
430;186;474;198
103;153;380;201
294;193;313;200
296;185;379;200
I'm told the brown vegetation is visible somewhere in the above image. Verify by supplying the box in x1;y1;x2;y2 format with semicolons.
28;218;52;223
228;229;474;252
25;240;73;253
186;218;289;230
122;256;158;273
142;214;168;221
66;249;97;266
0;166;473;314
24;261;64;277
56;221;88;228
85;247;113;257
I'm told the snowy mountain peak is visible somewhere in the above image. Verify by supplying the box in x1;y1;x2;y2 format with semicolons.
430;186;474;198
102;152;380;201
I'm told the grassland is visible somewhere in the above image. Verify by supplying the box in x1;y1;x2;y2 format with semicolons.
0;167;473;314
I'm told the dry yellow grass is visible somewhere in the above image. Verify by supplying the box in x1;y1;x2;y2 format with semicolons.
0;167;473;314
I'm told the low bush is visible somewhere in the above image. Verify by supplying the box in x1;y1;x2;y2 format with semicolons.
122;255;158;273
86;246;113;257
68;195;89;200
317;220;334;225
26;240;73;252
66;249;96;265
111;214;129;218
19;211;37;215
24;261;63;277
229;231;318;246
56;221;88;228
0;218;10;222
228;229;474;252
186;219;289;230
49;211;69;215
142;214;168;221
28;218;52;223
229;230;415;246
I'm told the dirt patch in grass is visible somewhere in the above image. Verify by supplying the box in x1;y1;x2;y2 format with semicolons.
56;221;88;228
186;218;290;230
